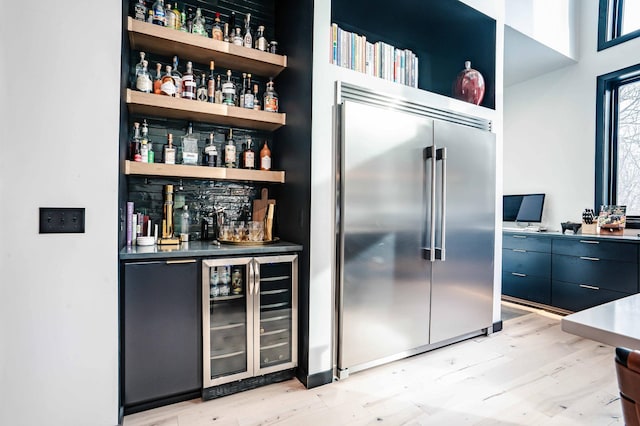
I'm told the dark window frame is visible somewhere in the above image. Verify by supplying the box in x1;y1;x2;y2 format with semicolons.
598;0;640;51
595;63;640;228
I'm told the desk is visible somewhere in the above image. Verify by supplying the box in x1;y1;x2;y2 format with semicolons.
561;293;640;350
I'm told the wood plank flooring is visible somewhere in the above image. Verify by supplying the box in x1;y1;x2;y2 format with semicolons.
123;303;623;425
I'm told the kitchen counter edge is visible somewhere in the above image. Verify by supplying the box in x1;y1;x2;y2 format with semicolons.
503;229;640;243
120;240;303;261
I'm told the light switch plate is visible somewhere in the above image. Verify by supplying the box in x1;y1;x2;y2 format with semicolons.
39;208;85;234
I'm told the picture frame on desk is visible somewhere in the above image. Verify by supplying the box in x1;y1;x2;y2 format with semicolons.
598;205;626;234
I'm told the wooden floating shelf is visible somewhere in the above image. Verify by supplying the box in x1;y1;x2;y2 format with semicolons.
128;17;287;78
125;161;285;183
126;89;286;131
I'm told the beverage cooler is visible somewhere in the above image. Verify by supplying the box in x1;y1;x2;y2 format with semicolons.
201;255;298;393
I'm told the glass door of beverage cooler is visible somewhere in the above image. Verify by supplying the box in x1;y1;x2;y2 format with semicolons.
202;257;254;387
253;255;298;375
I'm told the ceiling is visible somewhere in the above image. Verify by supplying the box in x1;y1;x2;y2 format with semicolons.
504;25;577;87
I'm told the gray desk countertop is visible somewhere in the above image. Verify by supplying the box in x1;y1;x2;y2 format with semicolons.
120;240;303;261
503;228;640;243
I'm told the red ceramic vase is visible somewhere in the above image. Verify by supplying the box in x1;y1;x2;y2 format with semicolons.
452;60;485;106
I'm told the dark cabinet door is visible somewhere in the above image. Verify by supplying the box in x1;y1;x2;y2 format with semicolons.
123;260;201;409
502;271;551;304
552;280;630;312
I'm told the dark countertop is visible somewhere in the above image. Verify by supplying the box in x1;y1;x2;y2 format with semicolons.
503;228;640;244
120;240;303;260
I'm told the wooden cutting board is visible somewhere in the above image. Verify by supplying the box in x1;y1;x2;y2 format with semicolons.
253;188;275;222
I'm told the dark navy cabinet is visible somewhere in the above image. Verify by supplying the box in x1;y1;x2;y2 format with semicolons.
502;231;640;312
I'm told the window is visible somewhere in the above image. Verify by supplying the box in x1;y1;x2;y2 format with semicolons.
598;0;640;50
596;64;640;227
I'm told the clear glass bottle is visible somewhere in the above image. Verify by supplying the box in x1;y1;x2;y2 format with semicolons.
225;129;236;168
134;0;147;21
223;23;230;42
214;75;222;104
147;9;154;23
140;120;149;163
233;27;243;46
211;12;223;41
244;74;254;109
180;205;190;242
207;61;216;103
243;13;252;48
192;8;207;37
196;73;208;102
222;70;236;106
163;133;176;164
130;122;142;162
153;63;162;94
179;4;187;32
239;73;247;108
133;51;146;88
181;121;199;165
252;83;261;110
160;65;176;96
135;60;153;93
165;3;176;29
255;25;267;51
171;56;183;97
151;0;166;26
260;140;271;170
172;3;181;30
243;137;255;169
181;61;196;100
263;77;279;112
203;132;218;167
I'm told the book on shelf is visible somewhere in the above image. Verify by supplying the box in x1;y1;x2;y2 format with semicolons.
329;23;418;88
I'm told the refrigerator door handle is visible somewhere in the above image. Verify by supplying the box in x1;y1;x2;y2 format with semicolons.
249;260;255;295
423;146;437;261
436;147;447;261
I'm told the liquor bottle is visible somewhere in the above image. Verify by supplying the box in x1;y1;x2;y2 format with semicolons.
229;12;237;35
133;52;146;88
255;25;267;51
243;13;252;48
181;61;196;100
135;60;153;93
214;75;222;103
260;140;271;170
180;204;190;242
179;4;187;31
196;73;208;102
147;9;154;23
140;119;150;163
233;27;243;46
181;121;199;165
207;61;216;102
211;12;223;41
192;8;207;37
223;23;230;42
222;70;236;106
243;74;254;109
171;56;183;97
164;133;176;164
133;0;147;21
203;132;218;167
239;73;247;108
148;140;155;163
160;65;176;96
153;63;162;94
172;3;181;30
263;77;279;112
252;83;261;110
224;129;236;168
243;137;255;169
130;122;142;162
165;3;176;29
185;6;195;33
152;0;166;26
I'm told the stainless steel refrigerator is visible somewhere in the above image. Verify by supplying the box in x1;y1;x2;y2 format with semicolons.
336;83;496;377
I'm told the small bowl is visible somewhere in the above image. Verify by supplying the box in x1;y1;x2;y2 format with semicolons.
137;236;155;246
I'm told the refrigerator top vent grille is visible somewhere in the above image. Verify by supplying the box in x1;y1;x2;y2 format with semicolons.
337;82;492;132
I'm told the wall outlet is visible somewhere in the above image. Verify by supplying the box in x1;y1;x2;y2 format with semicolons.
39;208;85;234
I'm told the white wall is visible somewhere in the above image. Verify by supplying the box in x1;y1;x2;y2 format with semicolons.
504;1;640;230
0;2;121;425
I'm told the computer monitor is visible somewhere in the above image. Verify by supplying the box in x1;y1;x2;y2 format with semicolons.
503;194;545;223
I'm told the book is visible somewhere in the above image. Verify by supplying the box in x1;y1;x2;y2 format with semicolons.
126;201;134;246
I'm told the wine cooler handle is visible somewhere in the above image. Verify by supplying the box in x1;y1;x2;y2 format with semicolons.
423;147;436;262
249;260;255;295
436;147;447;261
254;260;261;294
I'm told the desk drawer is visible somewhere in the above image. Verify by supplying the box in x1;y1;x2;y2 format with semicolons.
503;234;551;252
552;238;637;262
502;249;551;278
502;271;551;304
552;280;630;312
552;254;638;294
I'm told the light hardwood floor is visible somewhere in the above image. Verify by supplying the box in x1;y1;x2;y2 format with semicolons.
123;303;623;425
